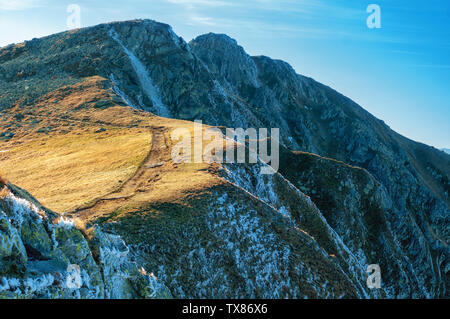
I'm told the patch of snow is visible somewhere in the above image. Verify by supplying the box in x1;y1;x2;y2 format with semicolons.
167;26;183;48
98;232;130;269
23;274;54;294
221;162;377;298
0;278;9;292
4;192;42;226
54;216;75;229
222;163;291;219
109;28;171;117
109;74;139;109
213;80;229;100
205;198;294;298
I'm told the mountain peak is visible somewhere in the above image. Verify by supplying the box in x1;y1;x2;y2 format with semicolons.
190;32;259;89
0;18;448;299
191;32;238;46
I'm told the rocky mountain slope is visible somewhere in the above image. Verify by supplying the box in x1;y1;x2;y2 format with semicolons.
0;19;448;298
0;178;171;298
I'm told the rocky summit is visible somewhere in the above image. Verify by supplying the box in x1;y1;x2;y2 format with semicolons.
0;19;448;299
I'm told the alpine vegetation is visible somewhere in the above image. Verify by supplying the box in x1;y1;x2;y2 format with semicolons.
0;19;448;299
171;120;280;174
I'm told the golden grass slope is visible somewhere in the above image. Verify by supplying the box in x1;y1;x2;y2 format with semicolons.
1;129;151;212
0;76;224;217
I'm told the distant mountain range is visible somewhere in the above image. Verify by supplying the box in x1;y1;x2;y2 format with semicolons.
441;148;450;155
0;19;448;299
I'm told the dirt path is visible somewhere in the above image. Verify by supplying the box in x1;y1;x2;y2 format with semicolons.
70;127;172;221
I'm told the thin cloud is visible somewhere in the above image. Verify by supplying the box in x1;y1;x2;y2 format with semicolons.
0;0;42;11
391;50;422;55
410;64;450;69
165;0;225;26
188;15;216;26
191;16;406;44
165;0;232;7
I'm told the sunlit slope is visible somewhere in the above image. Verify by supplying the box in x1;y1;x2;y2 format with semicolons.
0;18;447;297
0;76;370;298
0;76;225;214
1;130;151;212
0;77;153;211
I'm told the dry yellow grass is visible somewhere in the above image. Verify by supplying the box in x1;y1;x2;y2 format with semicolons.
0;76;229;220
71;121;226;222
1;128;151;212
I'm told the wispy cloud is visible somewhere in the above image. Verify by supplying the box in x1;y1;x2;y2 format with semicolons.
165;0;222;26
165;0;232;7
188;15;216;26
0;0;42;11
184;15;405;44
163;0;399;42
410;64;450;69
390;50;422;55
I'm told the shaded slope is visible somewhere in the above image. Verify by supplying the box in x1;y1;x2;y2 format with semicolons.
0;19;448;298
277;146;447;297
0;75;379;298
0;181;171;298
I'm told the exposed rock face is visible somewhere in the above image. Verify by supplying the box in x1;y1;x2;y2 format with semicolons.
0;183;171;299
276;148;444;297
0;19;448;298
95;179;362;298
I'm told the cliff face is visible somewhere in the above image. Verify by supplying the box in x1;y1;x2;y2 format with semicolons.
0;183;171;298
0;19;448;298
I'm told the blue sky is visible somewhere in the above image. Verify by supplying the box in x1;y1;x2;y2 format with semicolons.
0;0;449;148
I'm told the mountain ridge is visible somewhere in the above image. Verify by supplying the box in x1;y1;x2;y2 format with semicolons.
0;19;448;298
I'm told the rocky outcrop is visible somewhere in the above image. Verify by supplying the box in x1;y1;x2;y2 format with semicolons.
0;19;448;298
98;175;372;298
0;183;171;299
276;148;443;297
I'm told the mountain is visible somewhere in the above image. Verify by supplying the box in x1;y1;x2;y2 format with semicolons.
0;177;172;298
442;148;450;155
0;19;448;298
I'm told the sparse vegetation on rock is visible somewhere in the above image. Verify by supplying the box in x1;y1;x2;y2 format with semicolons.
0;19;448;299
